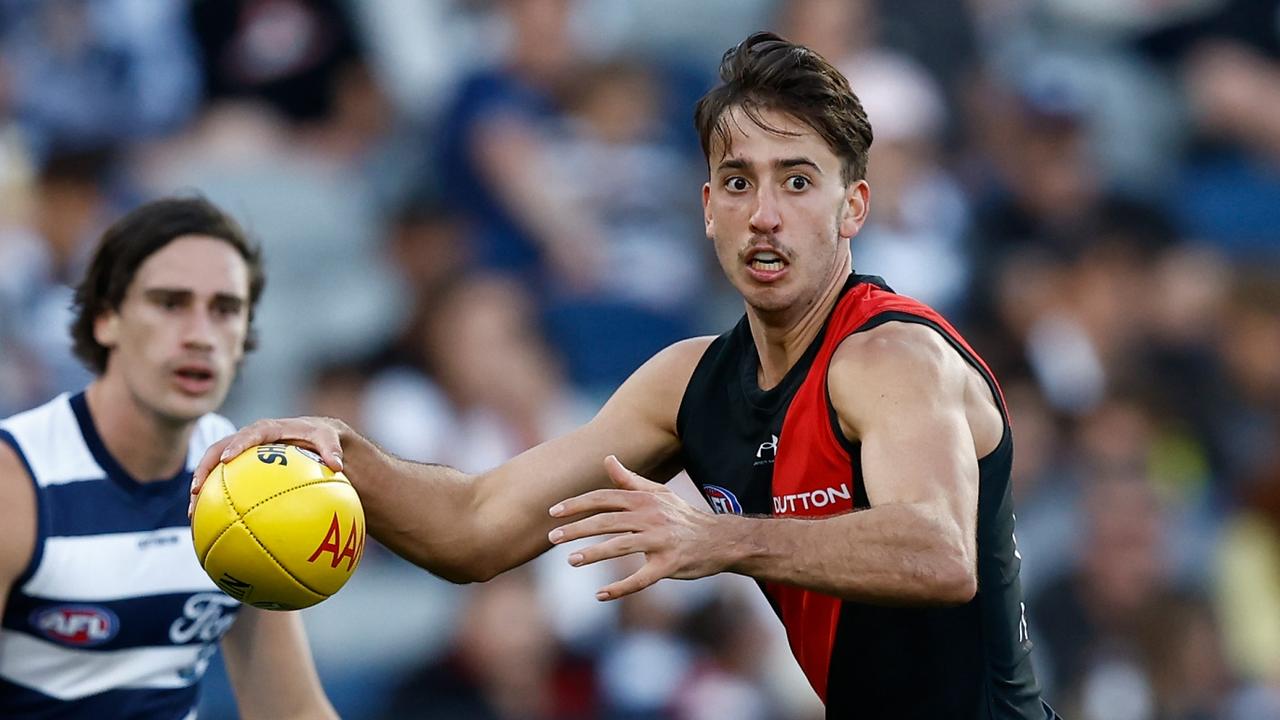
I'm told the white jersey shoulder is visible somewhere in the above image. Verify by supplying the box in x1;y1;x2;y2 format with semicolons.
0;393;102;487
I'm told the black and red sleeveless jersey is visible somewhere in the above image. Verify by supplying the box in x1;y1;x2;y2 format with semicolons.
676;274;1057;719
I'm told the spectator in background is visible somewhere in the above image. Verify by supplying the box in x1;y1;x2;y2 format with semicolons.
0;0;202;158
671;589;781;720
0;150;110;413
774;0;876;73
1148;0;1280;255
1216;473;1280;716
191;0;360;125
361;275;593;470
360;275;613;647
382;568;599;720
1135;590;1238;720
545;59;709;392
435;0;605;292
361;200;472;377
1031;468;1169;719
967;60;1102;263
596;577;697;720
842;51;972;318
1214;273;1280;496
132;0;405;422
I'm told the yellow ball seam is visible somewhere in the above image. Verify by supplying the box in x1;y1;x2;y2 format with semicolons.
196;469;241;565
229;479;356;598
237;517;329;599
234;478;347;516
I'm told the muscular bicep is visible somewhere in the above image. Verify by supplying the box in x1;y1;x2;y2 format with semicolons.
0;441;36;622
829;325;981;557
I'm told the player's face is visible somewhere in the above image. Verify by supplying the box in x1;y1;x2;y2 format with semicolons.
702;106;868;323
96;235;251;423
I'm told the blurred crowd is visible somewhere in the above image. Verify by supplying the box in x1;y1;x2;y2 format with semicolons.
0;0;1277;718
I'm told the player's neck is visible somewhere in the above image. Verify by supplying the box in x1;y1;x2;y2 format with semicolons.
85;379;194;483
748;260;851;390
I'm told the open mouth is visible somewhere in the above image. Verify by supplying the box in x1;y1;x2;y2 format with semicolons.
748;250;786;272
173;365;217;394
175;368;213;382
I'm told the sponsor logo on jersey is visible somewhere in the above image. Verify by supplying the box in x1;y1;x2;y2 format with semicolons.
703;485;743;515
755;434;778;465
137;532;181;549
31;605;119;646
773;483;852;515
169;592;240;644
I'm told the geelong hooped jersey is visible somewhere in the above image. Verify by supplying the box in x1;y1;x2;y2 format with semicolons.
677;275;1056;719
0;392;242;719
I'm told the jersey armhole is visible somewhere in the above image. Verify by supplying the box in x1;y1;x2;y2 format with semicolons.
0;429;46;590
675;333;732;442
822;312;1011;461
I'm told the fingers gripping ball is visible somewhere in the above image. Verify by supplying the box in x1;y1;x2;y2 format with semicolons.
192;443;365;610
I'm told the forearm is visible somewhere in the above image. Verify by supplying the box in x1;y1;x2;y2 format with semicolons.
720;503;976;605
223;610;336;720
338;429;488;582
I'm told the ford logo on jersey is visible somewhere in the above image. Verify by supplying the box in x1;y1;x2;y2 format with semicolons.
702;485;743;515
31;605;119;646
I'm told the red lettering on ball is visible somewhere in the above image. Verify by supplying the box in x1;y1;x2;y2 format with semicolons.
308;514;344;567
307;513;364;571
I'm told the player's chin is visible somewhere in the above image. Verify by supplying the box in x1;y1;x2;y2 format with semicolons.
741;284;795;314
163;386;228;421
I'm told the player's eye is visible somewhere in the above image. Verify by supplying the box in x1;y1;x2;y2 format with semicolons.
212;299;243;317
785;175;810;191
725;176;750;192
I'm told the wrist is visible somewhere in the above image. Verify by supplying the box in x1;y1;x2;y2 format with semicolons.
331;420;370;482
710;512;760;574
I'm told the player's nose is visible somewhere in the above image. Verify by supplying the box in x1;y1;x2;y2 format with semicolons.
181;310;216;350
749;187;782;234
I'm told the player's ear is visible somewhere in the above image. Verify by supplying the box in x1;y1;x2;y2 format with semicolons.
94;310;120;349
839;179;870;239
702;182;714;240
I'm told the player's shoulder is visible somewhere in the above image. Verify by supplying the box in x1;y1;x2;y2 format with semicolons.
605;336;718;428
0;392;73;433
195;411;237;439
188;412;238;467
0;434;25;479
631;336;718;387
0;414;38;581
830;321;966;392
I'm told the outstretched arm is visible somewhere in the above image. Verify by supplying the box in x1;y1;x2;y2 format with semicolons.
551;322;995;605
191;339;708;583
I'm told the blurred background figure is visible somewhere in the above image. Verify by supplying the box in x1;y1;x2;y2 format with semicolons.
0;149;110;414
0;0;1275;718
382;569;600;720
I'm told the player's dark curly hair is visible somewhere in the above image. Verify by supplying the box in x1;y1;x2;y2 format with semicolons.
694;31;874;184
70;196;266;374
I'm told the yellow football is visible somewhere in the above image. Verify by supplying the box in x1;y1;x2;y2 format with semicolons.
192;443;365;610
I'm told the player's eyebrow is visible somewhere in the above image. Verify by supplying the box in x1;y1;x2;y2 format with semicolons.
143;287;193;302
716;157;824;174
211;293;246;311
143;288;247;307
777;157;822;174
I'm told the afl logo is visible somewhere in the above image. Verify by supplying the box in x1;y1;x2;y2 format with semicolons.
32;605;119;647
702;485;743;515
